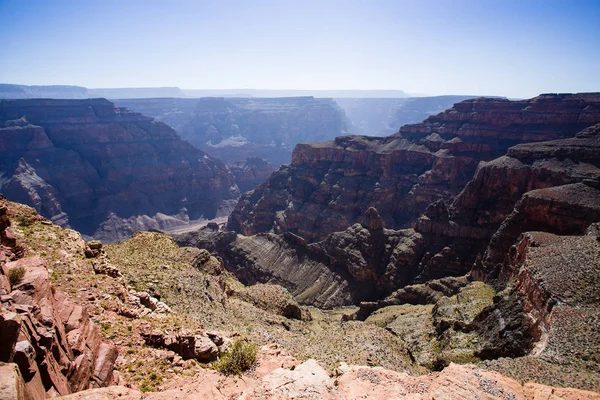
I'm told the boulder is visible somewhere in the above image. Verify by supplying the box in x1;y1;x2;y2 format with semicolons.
0;362;25;400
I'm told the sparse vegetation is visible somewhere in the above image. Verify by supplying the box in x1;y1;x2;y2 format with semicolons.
8;266;26;287
213;339;258;375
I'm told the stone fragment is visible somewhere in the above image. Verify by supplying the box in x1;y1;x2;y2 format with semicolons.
0;362;25;400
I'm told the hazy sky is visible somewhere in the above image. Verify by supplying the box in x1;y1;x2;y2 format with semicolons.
0;0;599;98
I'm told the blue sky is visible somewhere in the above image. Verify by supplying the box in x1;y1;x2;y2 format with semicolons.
0;0;599;98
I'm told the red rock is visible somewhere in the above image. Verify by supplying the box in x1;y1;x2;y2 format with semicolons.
0;205;118;396
230;93;600;243
92;343;118;387
524;382;600;399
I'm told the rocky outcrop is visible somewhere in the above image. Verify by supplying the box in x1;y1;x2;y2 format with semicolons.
57;360;600;400
474;230;600;391
141;329;231;362
174;225;353;308
409;120;597;286
0;99;239;243
351;276;470;321
479;181;600;280
0;199;118;399
176;208;430;307
411;122;600;282
229;135;437;241
232;284;307;320
447;122;600;235
230;93;600;243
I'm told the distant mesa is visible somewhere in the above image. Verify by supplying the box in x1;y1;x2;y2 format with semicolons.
116;96;351;166
0;83;409;100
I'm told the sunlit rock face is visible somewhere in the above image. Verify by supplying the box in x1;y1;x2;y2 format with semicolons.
230;93;600;243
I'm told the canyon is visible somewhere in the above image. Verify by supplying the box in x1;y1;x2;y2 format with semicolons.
231;93;600;241
117;96;351;166
0;99;239;243
117;95;475;170
1;183;599;398
1;92;600;399
177;94;600;310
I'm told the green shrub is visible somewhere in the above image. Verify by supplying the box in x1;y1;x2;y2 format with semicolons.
8;267;26;287
213;339;257;376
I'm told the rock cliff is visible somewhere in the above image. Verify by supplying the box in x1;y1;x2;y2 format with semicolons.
419;122;600;283
0;197;117;399
230;93;600;243
0;99;239;242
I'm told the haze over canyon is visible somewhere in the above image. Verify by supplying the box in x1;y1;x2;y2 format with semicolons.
1;0;599;399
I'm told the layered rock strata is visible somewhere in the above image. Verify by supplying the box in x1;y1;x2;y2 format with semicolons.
228;157;276;193
176;208;428;307
0;99;239;242
230;93;600;243
185;120;600;307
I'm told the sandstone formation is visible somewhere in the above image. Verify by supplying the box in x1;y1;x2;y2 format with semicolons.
423;122;600;284
0;99;239;242
0;198;118;399
141;328;231;362
230;93;600;243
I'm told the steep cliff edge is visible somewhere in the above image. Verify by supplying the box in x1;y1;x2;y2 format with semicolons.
230;93;600;243
0;197;118;399
0;99;239;242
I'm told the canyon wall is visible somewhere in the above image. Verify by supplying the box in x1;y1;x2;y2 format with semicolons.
118;96;350;166
230;93;600;243
213;98;600;309
0;99;239;242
